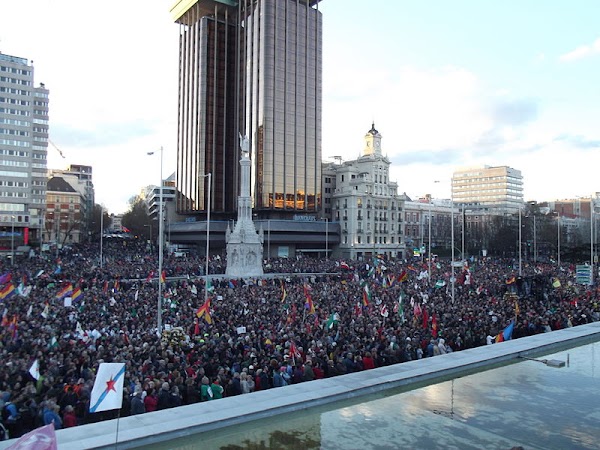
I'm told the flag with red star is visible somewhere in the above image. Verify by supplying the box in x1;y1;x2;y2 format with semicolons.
89;362;125;413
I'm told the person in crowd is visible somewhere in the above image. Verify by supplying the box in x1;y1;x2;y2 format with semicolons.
42;401;62;429
0;241;597;430
156;383;171;410
62;405;78;427
130;388;146;415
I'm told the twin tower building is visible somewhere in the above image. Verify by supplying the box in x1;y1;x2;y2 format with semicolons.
171;0;323;223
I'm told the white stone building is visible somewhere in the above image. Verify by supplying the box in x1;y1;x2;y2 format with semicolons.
323;124;405;260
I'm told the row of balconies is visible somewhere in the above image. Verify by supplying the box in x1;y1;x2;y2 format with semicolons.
348;204;400;211
345;229;394;234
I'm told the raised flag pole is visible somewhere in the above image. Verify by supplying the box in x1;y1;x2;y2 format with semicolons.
115;409;121;449
89;362;126;448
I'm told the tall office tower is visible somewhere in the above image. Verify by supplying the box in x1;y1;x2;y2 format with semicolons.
452;165;523;213
0;51;48;248
172;0;323;219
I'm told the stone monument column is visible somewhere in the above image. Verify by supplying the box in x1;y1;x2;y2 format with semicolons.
225;134;264;278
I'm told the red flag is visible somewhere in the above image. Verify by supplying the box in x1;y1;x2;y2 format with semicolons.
432;313;438;338
422;307;429;330
397;271;408;283
146;271;154;283
102;281;109;293
289;341;301;360
160;271;166;284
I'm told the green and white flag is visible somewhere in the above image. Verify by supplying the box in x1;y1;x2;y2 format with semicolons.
325;312;339;329
48;336;58;349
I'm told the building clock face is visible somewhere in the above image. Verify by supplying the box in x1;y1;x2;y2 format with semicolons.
375;141;380;150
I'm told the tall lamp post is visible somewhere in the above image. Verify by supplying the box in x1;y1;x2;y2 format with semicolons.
100;207;104;269
450;202;455;302
591;196;595;285
201;173;212;302
11;215;15;266
148;147;164;333
518;205;522;277
533;213;537;263
428;181;439;282
556;212;561;267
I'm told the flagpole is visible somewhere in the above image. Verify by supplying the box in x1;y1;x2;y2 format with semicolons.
114;409;121;450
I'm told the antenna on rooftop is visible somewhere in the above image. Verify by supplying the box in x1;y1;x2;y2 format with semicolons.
329;156;343;164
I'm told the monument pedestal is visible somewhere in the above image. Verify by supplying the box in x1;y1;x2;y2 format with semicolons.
225;136;264;278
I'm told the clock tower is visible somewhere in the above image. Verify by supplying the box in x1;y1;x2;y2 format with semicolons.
364;122;382;156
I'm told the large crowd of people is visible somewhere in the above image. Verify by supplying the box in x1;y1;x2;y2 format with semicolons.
0;238;598;440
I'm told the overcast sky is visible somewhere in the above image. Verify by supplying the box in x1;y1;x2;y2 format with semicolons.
1;0;599;213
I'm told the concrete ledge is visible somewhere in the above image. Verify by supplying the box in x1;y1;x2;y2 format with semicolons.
2;322;599;449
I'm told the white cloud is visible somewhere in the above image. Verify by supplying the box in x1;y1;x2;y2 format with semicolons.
323;64;491;160
559;37;600;62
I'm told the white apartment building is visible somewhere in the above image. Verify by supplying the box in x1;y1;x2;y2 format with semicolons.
324;124;405;260
0;51;48;248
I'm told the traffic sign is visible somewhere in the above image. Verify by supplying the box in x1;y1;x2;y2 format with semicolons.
576;265;592;285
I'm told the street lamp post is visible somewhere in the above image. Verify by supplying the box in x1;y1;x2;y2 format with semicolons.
148;147;164;333
428;201;432;281
591;197;595;285
518;206;522;277
461;207;465;261
428;181;439;282
557;213;561;267
325;218;328;259
451;202;455;302
202;173;212;302
100;208;104;269
11;215;15;266
55;212;59;260
533;213;537;263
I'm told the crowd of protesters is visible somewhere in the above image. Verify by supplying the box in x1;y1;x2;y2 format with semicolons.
0;238;599;439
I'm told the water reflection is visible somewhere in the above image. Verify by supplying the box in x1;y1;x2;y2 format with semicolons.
147;343;599;450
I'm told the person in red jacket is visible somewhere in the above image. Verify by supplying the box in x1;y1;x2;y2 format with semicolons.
362;351;376;370
62;405;77;428
144;388;158;412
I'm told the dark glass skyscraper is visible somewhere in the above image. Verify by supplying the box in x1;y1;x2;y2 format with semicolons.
172;0;322;219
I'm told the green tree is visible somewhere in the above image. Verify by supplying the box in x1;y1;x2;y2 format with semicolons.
122;196;153;239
